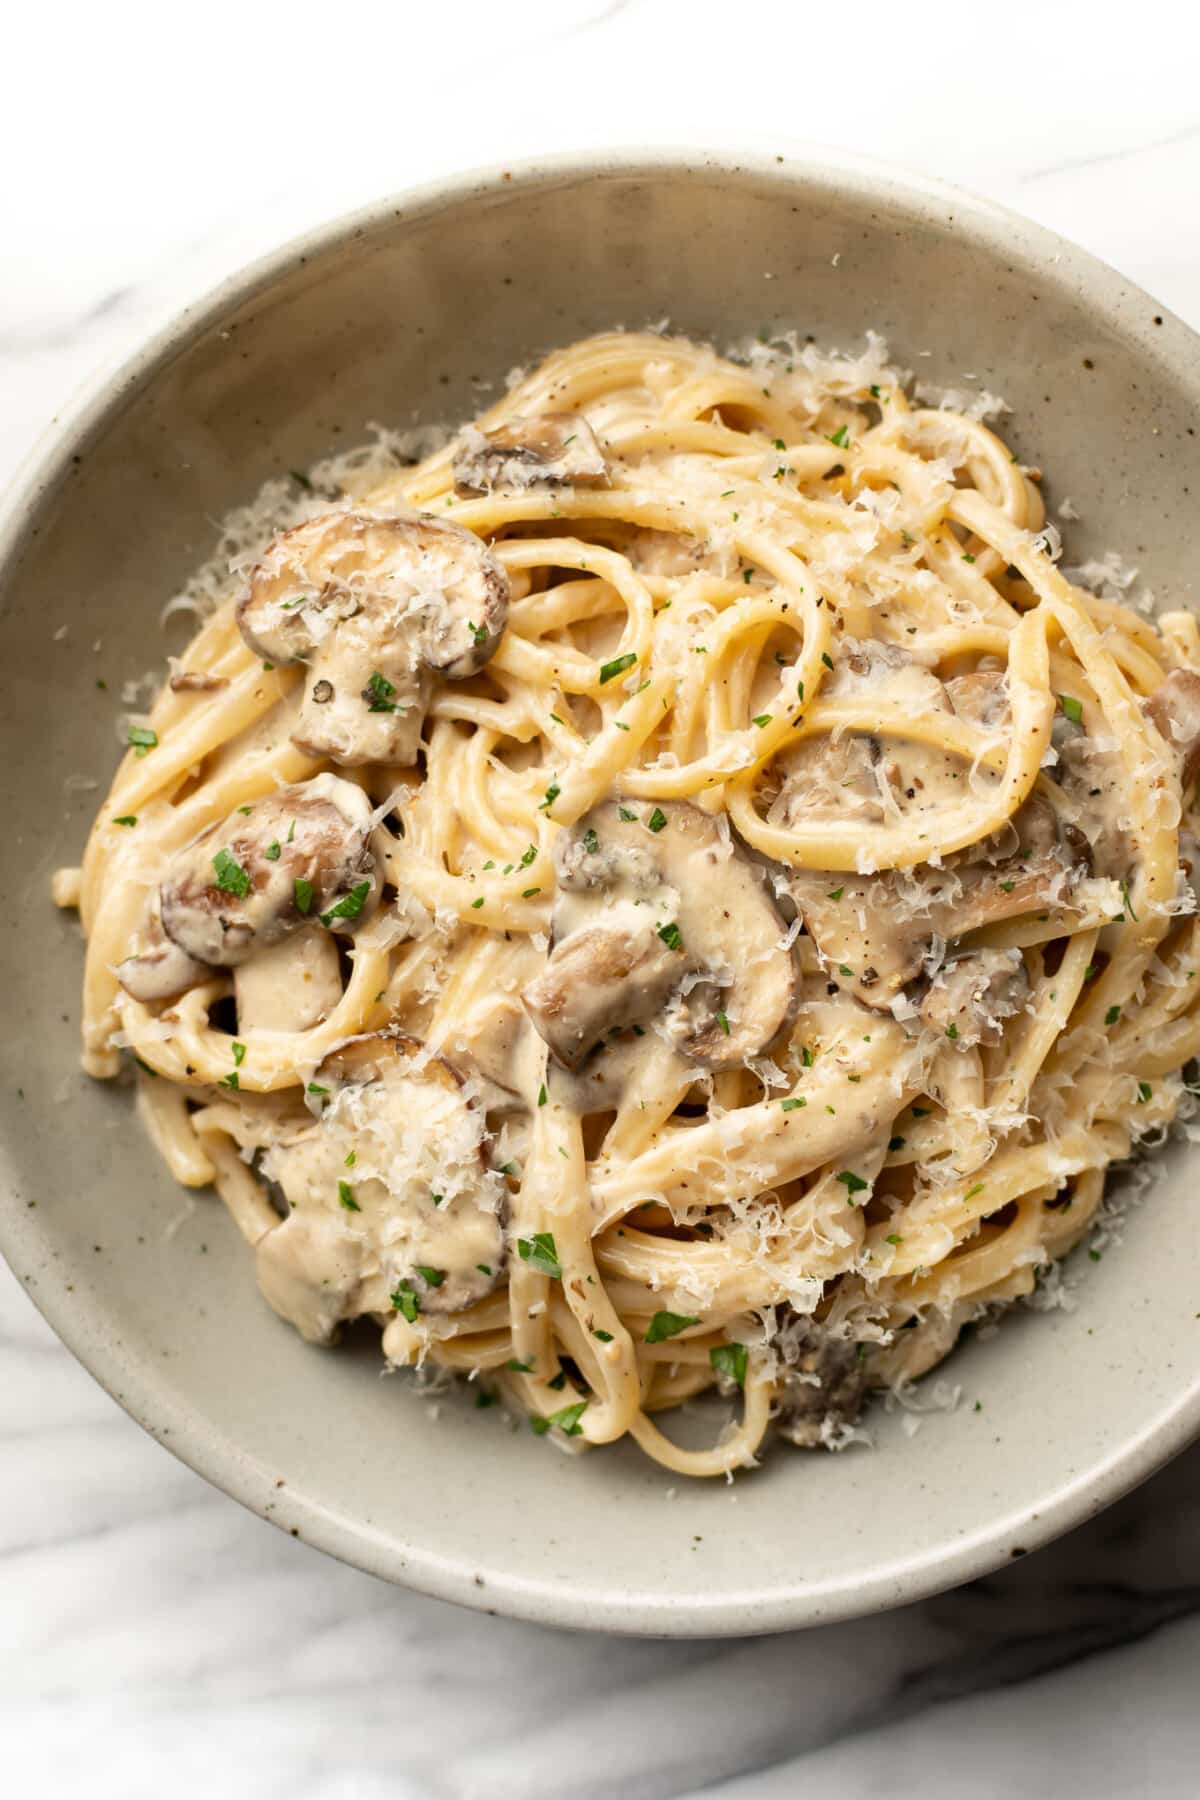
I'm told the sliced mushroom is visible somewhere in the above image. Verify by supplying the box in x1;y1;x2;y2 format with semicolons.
453;413;607;495
522;800;796;1071
234;930;344;1033
116;778;379;1000
236;510;509;765
256;1032;505;1344
116;915;209;1003
945;668;1010;730
791;790;1089;1010
918;947;1030;1048
775;1322;870;1450
1147;668;1200;787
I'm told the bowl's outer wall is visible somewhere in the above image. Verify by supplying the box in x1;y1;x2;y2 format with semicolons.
2;155;1200;1635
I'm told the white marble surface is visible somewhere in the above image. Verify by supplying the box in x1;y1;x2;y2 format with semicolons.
4;2;1200;1793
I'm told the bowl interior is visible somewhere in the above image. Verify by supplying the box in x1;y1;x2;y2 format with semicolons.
3;152;1200;1635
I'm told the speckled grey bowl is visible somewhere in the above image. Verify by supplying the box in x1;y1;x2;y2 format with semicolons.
2;148;1199;1637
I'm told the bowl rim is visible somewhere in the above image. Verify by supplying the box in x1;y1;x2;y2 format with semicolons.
3;141;1200;1637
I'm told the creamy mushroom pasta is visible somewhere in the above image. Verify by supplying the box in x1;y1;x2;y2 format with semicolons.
56;331;1200;1477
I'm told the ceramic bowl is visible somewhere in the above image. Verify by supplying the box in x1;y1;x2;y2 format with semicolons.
2;149;1198;1636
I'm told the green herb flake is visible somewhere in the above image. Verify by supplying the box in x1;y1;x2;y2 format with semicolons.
599;651;637;686
416;1266;445;1288
1059;693;1084;724
537;1083;548;1107
716;1010;730;1036
962;552;977;564
592;1328;614;1343
827;886;844;901
801;1045;813;1068
827;424;850;449
1137;1080;1153;1103
837;1170;869;1197
821;652;834;671
212;848;251;898
945;1022;959;1041
264;840;282;861
646;807;667;833
753;713;773;728
964;1183;985;1201
506;1357;533;1372
709;1342;748;1387
320;880;371;926
127;724;157;755
293;876;314;914
391;1283;419;1322
657;921;683;952
885;1233;902;1246
582;827;600;854
540;782;561;812
366;670;397;712
522;886;541;899
218;1072;239;1090
1105;1005;1122;1025
517;1231;562;1279
231;1041;246;1066
337;1180;360;1212
306;1082;329;1099
470;896;485;909
645;1310;699;1344
543;1401;588;1437
344;1150;356;1168
112;814;137;827
618;806;638;822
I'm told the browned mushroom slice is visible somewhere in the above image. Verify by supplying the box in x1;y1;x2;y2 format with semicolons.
945;668;1010;730
453;413;608;495
157;774;379;971
168;670;229;693
522;800;796;1071
116;919;209;1003
256;1032;506;1343
523;918;681;1072
791;791;1089;1010
775;1322;870;1450
918;948;1030;1047
1147;668;1200;787
236;510;509;766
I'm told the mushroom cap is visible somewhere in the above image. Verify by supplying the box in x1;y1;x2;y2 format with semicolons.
453;412;608;495
158;775;379;969
1147;668;1200;787
918;947;1030;1048
523;800;796;1072
235;510;509;766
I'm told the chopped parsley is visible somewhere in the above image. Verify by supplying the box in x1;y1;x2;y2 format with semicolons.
534;1401;588;1438
645;1311;699;1343
470;896;485;909
212;848;251;898
657;921;683;952
1137;1080;1153;1103
753;713;772;728
337;1180;360;1212
537;1083;548;1107
962;552;977;564
264;840;281;861
821;652;834;670
781;1097;806;1111
618;805;638;822
468;620;489;646
127;724;157;756
321;880;371;925
540;782;561;811
709;1342;748;1387
112;814;137;827
391;1283;419;1322
885;1233;903;1246
522;886;541;899
945;1022;959;1041
1059;693;1084;724
366;670;398;712
517;1231;562;1278
801;1046;813;1068
1105;1005;1122;1025
218;1072;239;1090
646;807;668;833
293;877;314;914
592;1328;614;1343
416;1266;445;1288
582;827;600;854
837;1170;869;1197
716;1010;731;1036
1120;878;1139;922
231;1041;246;1066
599;652;637;685
796;679;805;702
827;424;850;449
506;1357;534;1373
827;886;844;901
306;1082;329;1100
